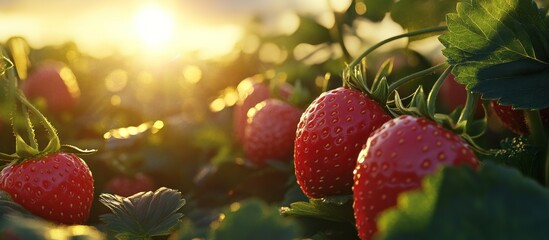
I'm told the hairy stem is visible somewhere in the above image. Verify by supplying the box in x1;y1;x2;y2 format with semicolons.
16;91;61;154
348;26;448;70
332;12;352;63
457;91;480;128
388;63;448;93
427;66;453;117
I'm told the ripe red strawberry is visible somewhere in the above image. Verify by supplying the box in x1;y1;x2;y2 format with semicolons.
243;99;303;165
21;61;80;114
233;80;292;143
353;115;479;240
490;101;549;135
0;153;94;225
438;74;483;117
294;87;391;199
104;173;156;197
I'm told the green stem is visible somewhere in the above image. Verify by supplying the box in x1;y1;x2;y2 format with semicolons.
525;110;549;186
525;110;547;146
6;67;38;149
20;104;38;149
388;63;448;93
457;91;480;128
16;91;61;154
329;2;352;63
348;26;448;70
427;66;453;117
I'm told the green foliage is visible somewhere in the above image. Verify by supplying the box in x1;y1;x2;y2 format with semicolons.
0;215;104;240
440;0;549;109
391;0;458;32
376;164;549;240
208;199;299;240
0;48;14;126
347;0;457;33
99;187;186;240
280;195;354;224
483;137;545;183
0;190;33;218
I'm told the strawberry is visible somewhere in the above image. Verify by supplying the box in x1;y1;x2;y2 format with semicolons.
21;61;80;114
243;99;303;165
490;101;549;135
0;153;94;225
233;80;292;143
104;173;156;197
438;74;483;117
353;115;479;240
294;87;391;199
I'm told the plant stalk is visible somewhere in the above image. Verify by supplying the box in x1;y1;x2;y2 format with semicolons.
427;66;453;117
388;63;448;93
525;110;547;146
457;91;480;129
348;26;448;70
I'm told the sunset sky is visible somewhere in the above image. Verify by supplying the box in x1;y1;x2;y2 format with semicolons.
0;0;347;59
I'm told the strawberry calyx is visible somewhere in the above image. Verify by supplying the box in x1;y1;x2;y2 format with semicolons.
0;47;92;166
342;26;449;103
342;27;450;118
391;64;492;155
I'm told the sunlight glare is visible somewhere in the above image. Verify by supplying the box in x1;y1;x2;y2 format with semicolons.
183;65;202;84
134;5;174;47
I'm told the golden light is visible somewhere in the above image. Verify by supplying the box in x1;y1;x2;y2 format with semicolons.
59;66;80;98
103;120;165;140
105;69;128;92
210;98;226;112
133;4;174;47
110;95;122;106
183;65;202;84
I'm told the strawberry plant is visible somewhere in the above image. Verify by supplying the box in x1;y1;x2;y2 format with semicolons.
284;0;549;239
99;187;185;239
1;0;549;239
0;50;95;225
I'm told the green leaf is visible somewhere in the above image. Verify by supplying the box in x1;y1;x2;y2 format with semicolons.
483;137;545;183
0;214;105;240
392;0;458;33
439;0;549;109
99;187;186;239
376;164;549;240
280;196;355;224
168;218;209;240
0;190;34;218
208;199;299;240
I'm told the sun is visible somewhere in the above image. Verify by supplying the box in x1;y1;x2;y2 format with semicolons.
133;4;174;47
